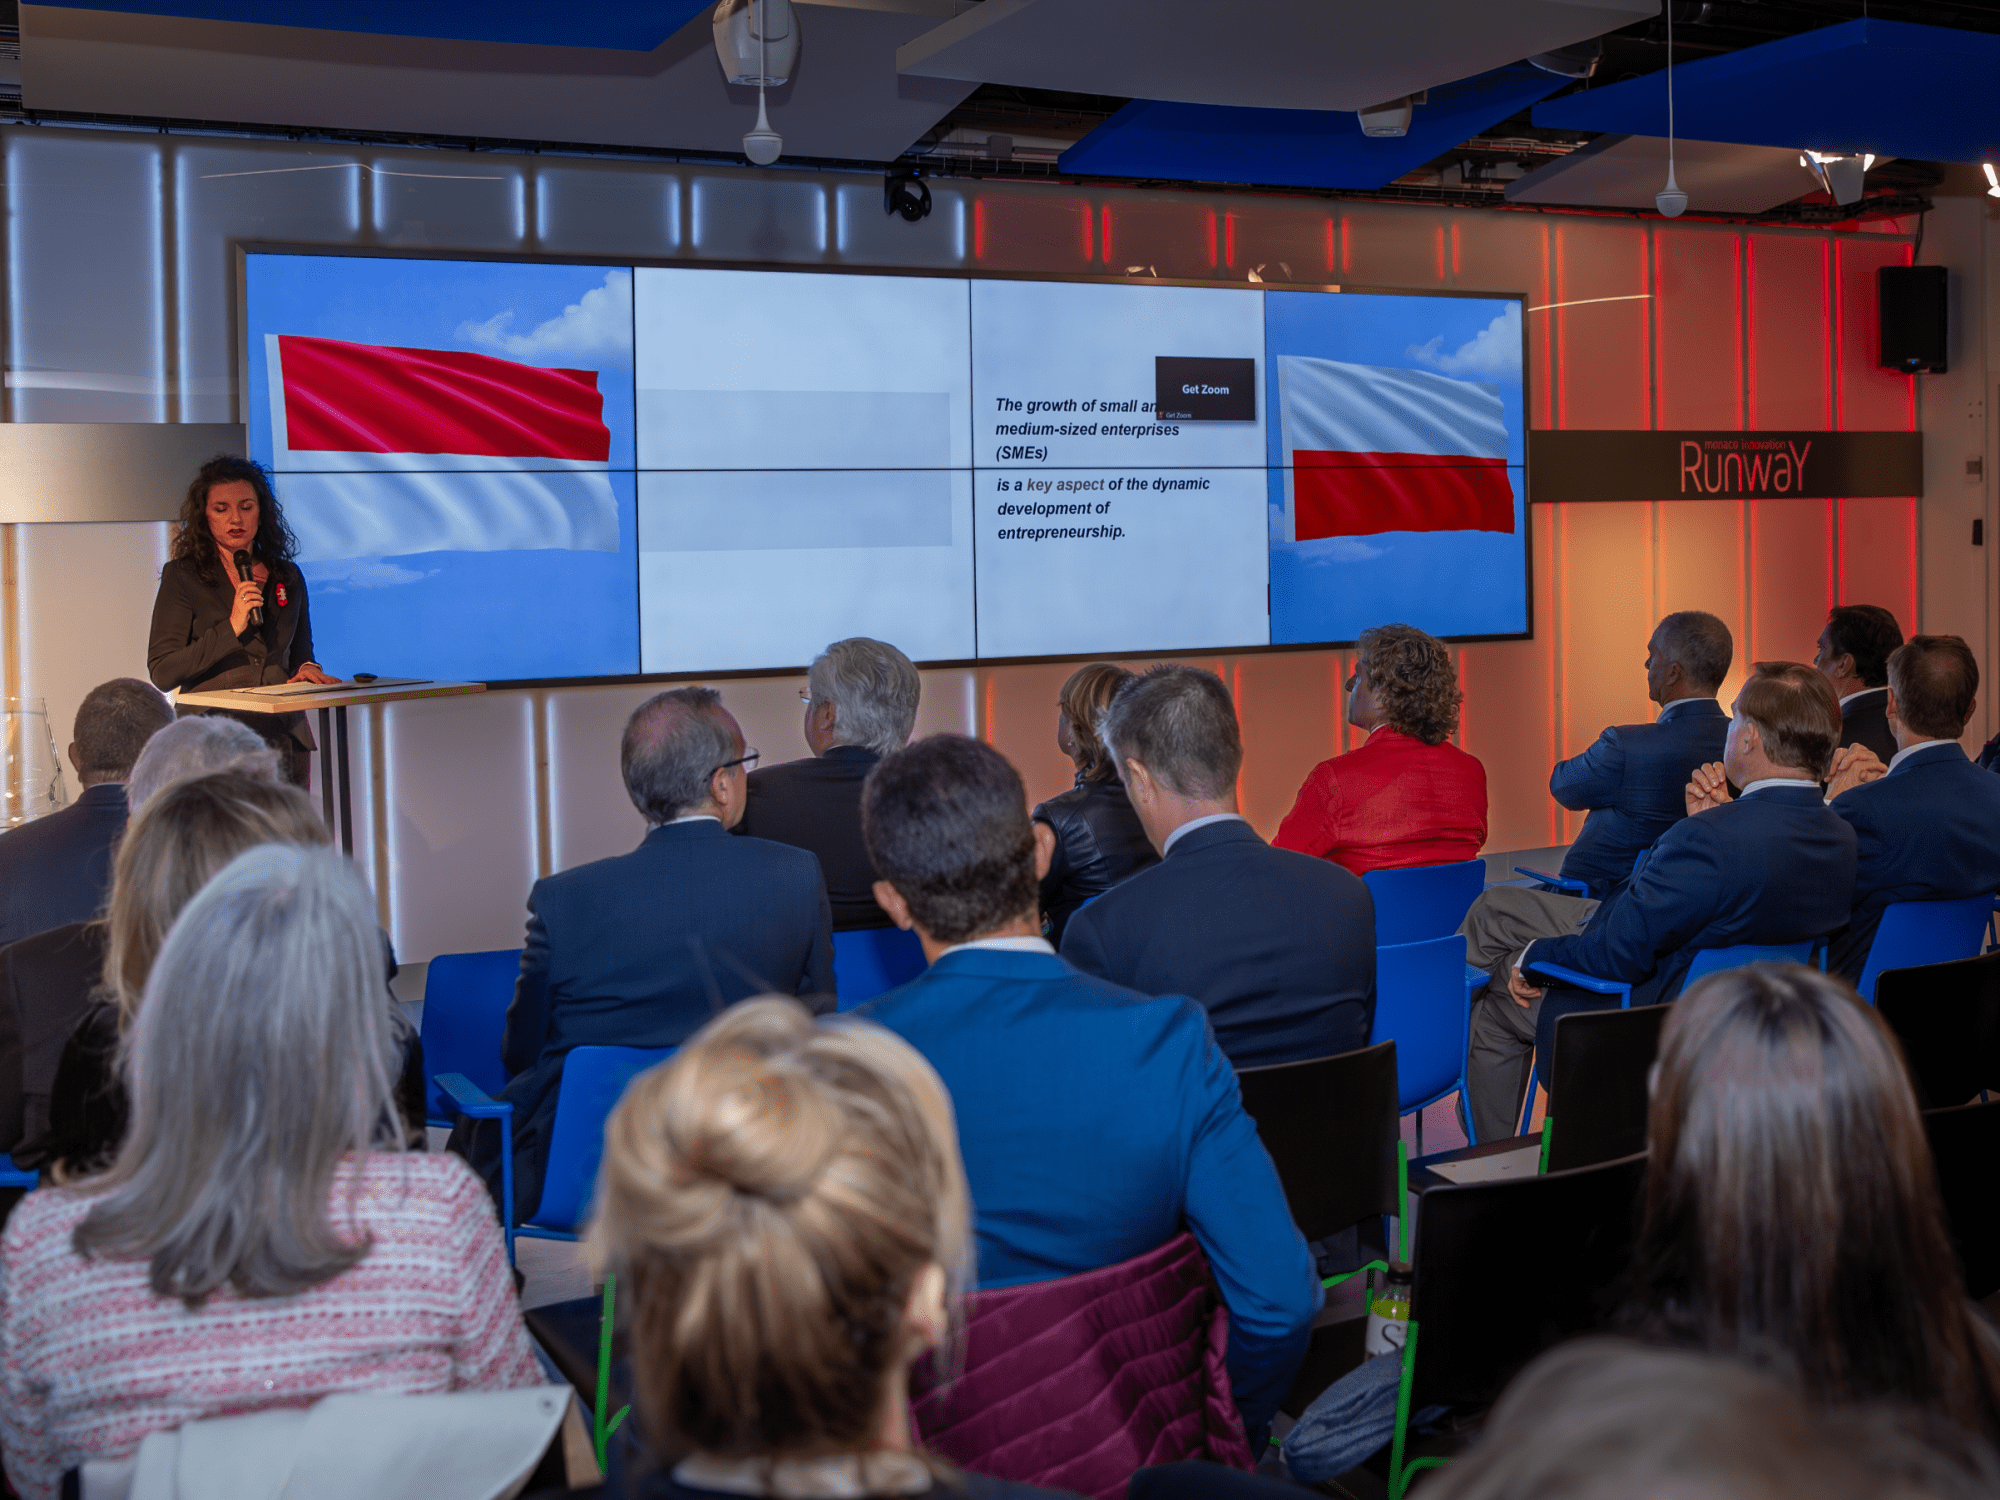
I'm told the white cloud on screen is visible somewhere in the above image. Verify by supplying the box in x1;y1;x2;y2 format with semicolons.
1305;538;1387;562
458;269;633;363
1407;303;1521;378
305;559;438;592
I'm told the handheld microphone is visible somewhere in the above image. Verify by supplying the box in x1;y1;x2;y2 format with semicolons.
233;549;264;629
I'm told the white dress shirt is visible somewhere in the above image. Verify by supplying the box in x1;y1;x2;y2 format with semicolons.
941;934;1056;958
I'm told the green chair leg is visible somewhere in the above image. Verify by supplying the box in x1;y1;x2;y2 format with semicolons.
1397;1138;1410;1263
1537;1117;1554;1176
1386;1320;1453;1498
595;1275;632;1471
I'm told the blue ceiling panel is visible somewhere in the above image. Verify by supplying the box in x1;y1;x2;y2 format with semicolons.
29;1;714;50
1059;65;1568;190
1534;19;2000;164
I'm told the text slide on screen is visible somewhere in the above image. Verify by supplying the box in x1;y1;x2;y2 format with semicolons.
243;255;1529;682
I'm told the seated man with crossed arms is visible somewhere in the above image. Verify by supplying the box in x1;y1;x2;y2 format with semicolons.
1462;663;1857;1144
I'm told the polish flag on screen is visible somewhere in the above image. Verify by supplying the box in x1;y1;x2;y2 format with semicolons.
265;334;619;563
1277;356;1515;543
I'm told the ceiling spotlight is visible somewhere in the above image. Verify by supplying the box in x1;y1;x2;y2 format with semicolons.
713;0;796;84
1528;37;1603;80
1357;89;1428;138
1799;150;1876;206
1986;163;2000;198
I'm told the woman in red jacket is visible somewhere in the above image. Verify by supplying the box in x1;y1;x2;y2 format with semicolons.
1274;623;1488;876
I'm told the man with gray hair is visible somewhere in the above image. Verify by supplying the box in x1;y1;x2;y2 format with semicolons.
0;678;175;947
734;637;921;930
460;685;833;1219
126;715;281;815
1061;665;1376;1068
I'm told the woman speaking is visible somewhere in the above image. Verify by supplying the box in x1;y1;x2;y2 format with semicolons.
147;455;335;787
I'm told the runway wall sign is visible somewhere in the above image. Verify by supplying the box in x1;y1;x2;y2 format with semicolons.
1527;431;1923;504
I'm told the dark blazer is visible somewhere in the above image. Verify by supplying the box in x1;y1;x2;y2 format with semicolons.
1032;774;1159;945
1528;782;1858;1008
0;919;104;1153
147;555;316;760
1060;819;1375;1069
858;946;1319;1441
1552;698;1729;902
471;819;835;1218
0;784;127;949
732;745;886;931
1839;687;1898;764
1826;742;2000;982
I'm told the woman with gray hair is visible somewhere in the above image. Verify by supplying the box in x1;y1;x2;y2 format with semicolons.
124;714;279;814
0;845;540;1497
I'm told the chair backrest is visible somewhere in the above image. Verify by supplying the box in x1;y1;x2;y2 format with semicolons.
1236;1040;1398;1245
831;926;927;1012
1878;950;2000;1109
1923;1099;2000;1302
534;1044;678;1233
1857;896;1995;1004
1408;1151;1647;1412
1361;860;1488;946
1545;1006;1668;1173
1370;935;1470;1113
911;1231;1252;1498
419;949;522;1124
1683;941;1815;987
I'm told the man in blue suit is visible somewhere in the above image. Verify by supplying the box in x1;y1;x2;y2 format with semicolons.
1465;663;1858;1143
0;679;173;947
1550;611;1733;902
1824;635;2000;983
1060;665;1375;1068
459;686;834;1219
858;733;1319;1447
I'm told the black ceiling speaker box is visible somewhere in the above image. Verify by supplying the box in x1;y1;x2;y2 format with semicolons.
1880;265;1947;374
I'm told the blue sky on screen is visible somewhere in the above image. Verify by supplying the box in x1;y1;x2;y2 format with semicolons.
244;254;639;681
1263;290;1529;644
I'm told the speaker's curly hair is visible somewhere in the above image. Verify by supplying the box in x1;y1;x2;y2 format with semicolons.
1358;624;1461;746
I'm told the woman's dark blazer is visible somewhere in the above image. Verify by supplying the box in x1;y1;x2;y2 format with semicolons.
146;554;317;752
1033;773;1160;946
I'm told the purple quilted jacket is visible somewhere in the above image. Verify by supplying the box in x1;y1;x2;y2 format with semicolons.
911;1232;1256;1500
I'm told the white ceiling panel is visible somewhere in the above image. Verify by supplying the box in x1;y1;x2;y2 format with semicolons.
896;0;1658;111
23;0;978;162
1506;132;1818;213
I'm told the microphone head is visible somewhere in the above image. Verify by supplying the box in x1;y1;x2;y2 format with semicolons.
232;548;252;577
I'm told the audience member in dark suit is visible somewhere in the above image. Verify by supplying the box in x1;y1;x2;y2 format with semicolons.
1061;665;1375;1069
0;679;173;948
732;637;919;931
1822;635;2000;983
856;733;1318;1447
1814;603;1904;764
1272;624;1488;876
1551;611;1733;902
464;687;834;1220
1032;662;1158;944
1462;663;1858;1143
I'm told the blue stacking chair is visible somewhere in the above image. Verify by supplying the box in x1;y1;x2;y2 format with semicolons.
420;948;522;1128
1854;896;1995;1005
1371;934;1482;1150
1518;941;1815;1132
439;1043;676;1262
0;1155;36;1190
831;926;927;1011
1363;859;1488;945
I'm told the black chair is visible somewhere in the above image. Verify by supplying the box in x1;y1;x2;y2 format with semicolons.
1381;1151;1648;1497
1923;1099;2000;1302
1237;1040;1400;1418
1543;1006;1668;1173
1877;952;2000;1109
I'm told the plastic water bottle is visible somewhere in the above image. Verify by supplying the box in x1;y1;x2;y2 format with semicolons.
1364;1263;1413;1357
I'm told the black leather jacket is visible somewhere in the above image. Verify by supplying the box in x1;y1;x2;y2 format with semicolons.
1033;773;1159;946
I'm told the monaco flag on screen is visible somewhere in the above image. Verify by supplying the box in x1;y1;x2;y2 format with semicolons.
1277;355;1515;543
265;334;619;564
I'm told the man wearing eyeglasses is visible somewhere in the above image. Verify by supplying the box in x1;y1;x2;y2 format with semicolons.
456;685;834;1221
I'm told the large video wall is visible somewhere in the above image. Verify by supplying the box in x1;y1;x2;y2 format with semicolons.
245;254;1528;680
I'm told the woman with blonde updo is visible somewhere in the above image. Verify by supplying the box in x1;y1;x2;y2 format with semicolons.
583;998;1076;1500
